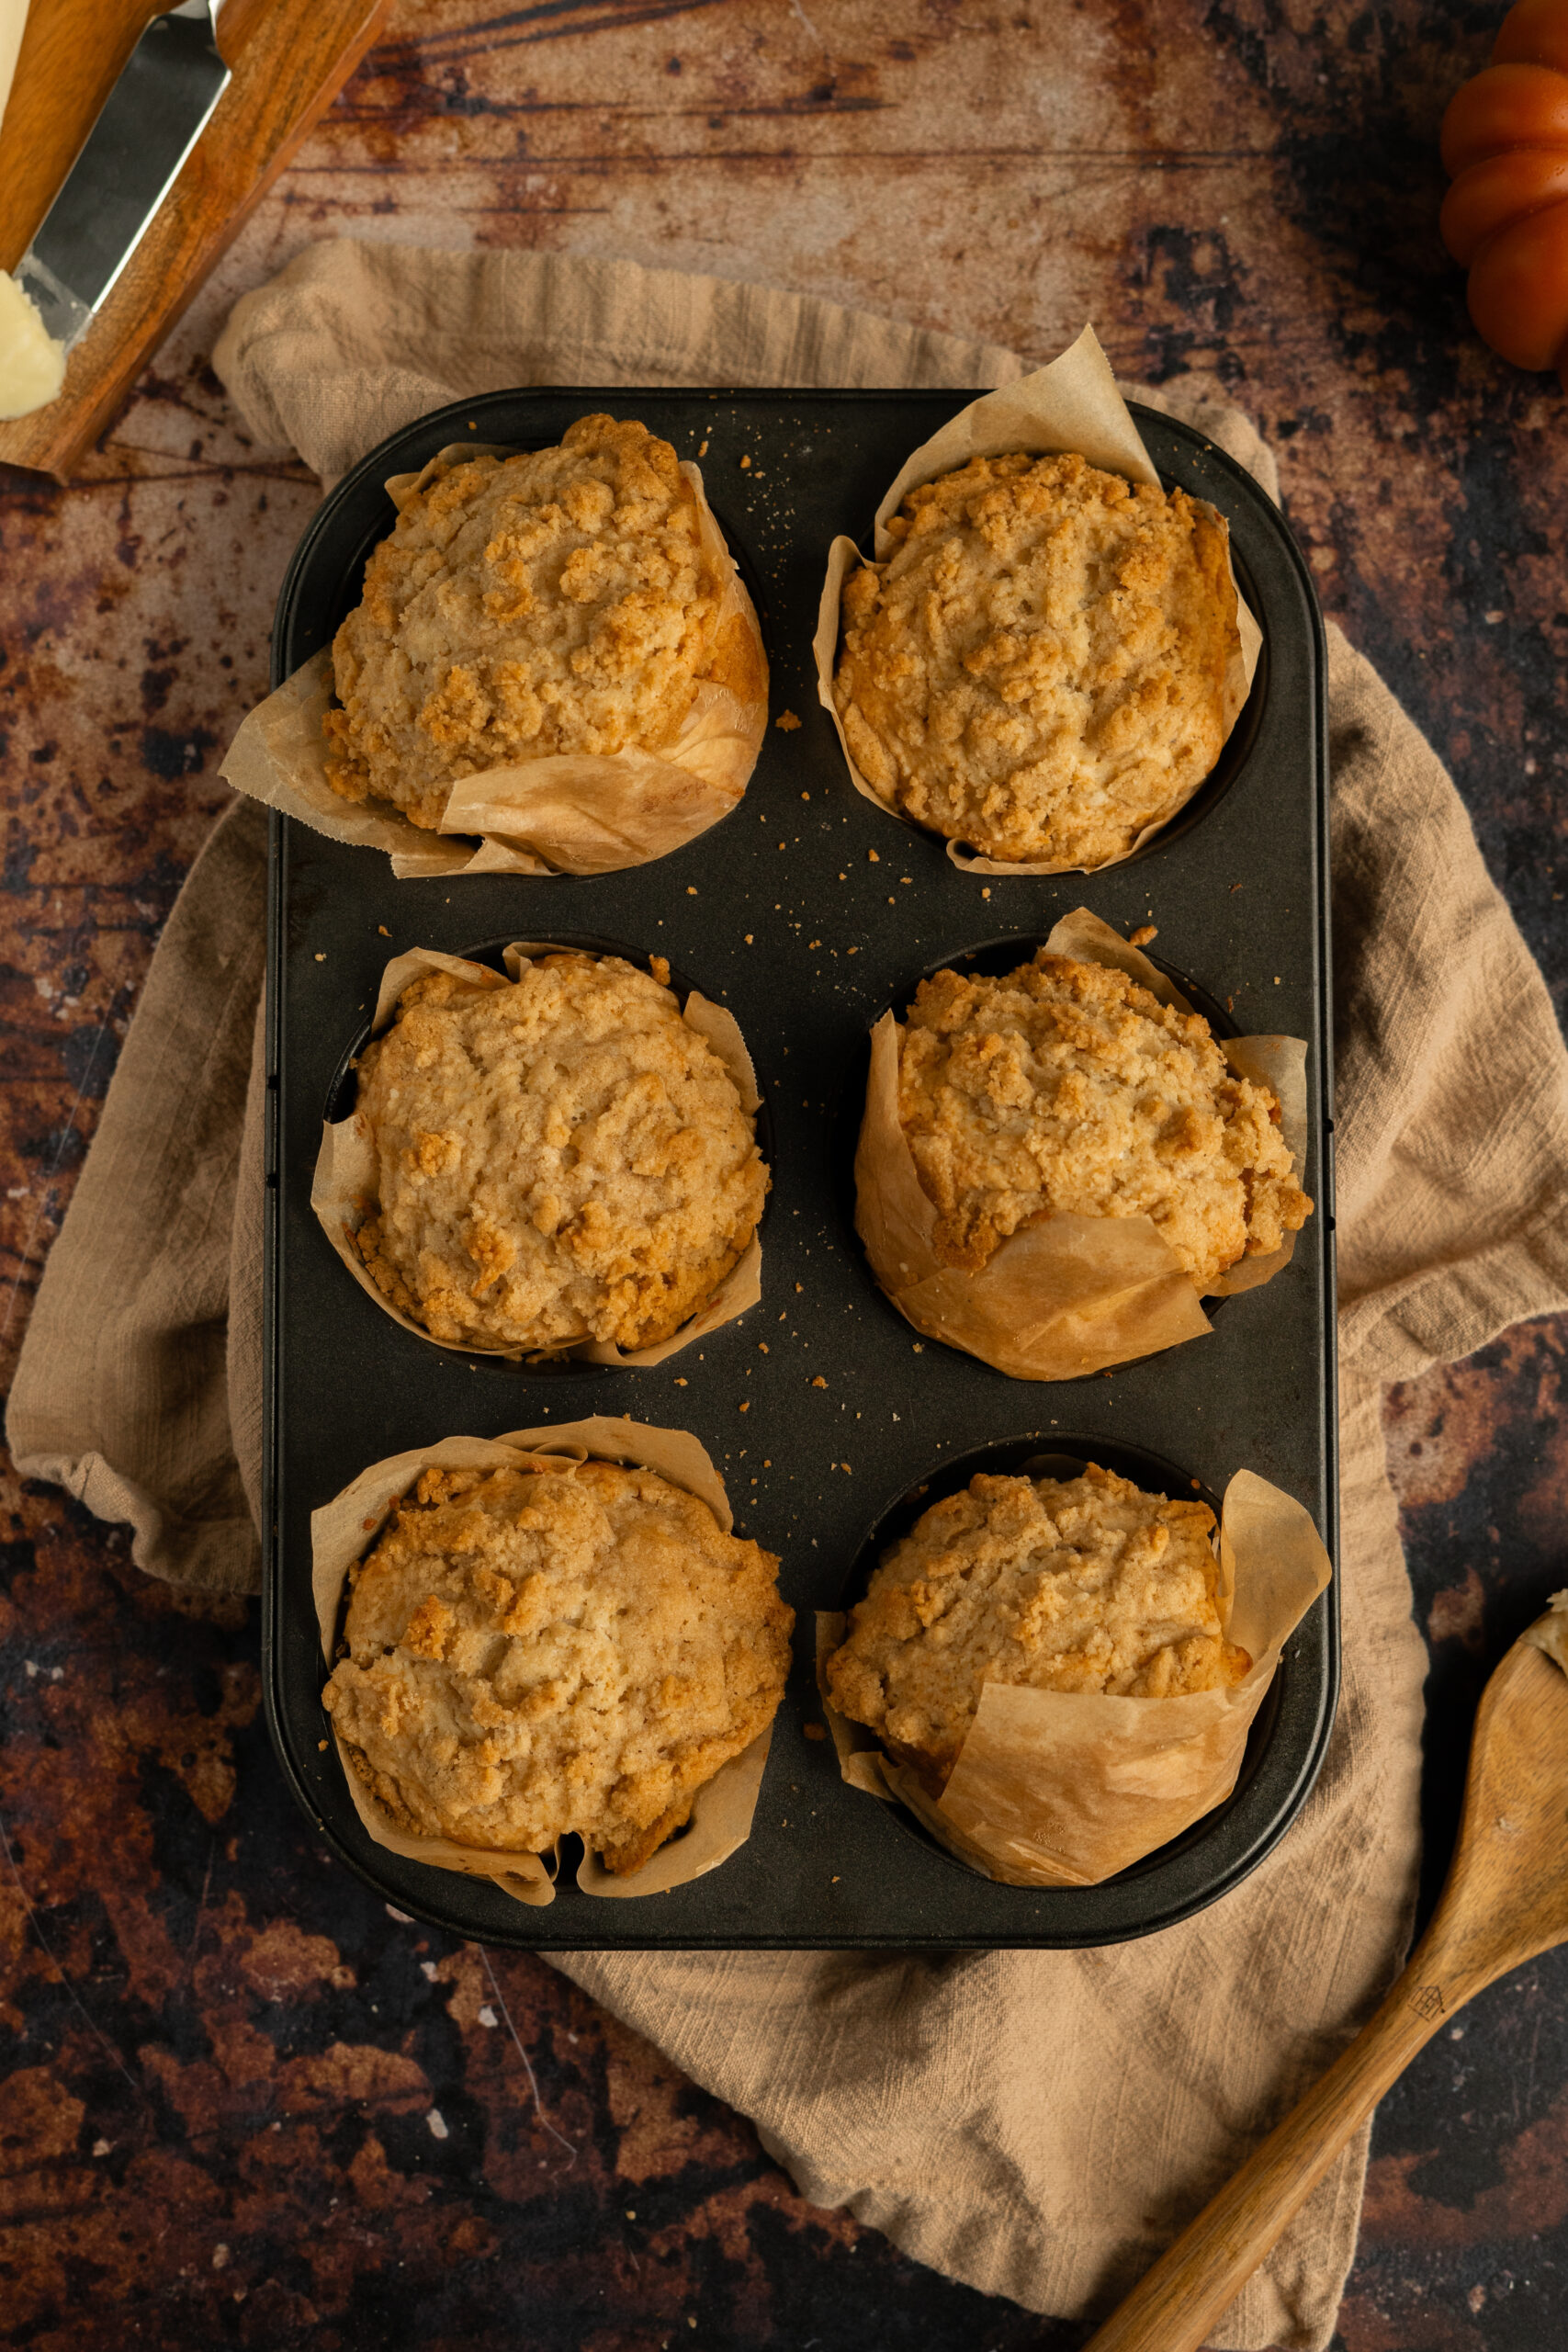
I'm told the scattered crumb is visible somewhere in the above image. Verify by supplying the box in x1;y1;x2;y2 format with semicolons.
775;710;802;731
314;953;325;963
1226;995;1235;1012
1130;923;1158;946
744;933;753;944
1274;975;1282;985
697;439;709;457
758;1342;769;1353
739;1400;750;1412
318;1739;328;1752
739;454;751;469
812;1375;828;1388
868;849;880;862
982;887;991;899
378;924;390;937
687;885;698;895
795;1283;804;1294
1230;881;1244;892
674;1376;689;1386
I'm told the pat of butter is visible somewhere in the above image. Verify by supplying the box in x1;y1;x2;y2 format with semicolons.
0;270;65;421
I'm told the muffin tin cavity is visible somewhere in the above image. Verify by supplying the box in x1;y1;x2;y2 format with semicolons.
832;932;1268;1362
318;932;774;1380
828;1431;1284;1887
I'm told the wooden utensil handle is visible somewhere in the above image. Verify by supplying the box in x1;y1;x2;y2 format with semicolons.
1079;1946;1481;2352
0;0;391;479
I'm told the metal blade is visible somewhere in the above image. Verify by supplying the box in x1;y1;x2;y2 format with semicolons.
15;2;230;351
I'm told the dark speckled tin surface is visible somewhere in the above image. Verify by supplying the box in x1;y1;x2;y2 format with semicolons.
265;388;1336;1948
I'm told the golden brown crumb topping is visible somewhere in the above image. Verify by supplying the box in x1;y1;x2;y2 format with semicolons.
355;954;767;1353
825;1462;1248;1788
323;414;742;826
897;952;1310;1288
833;450;1239;865
324;1460;793;1871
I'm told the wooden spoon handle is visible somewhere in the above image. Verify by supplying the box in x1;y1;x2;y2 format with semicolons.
1080;1951;1474;2352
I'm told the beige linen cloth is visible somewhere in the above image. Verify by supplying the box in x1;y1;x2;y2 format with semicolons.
13;243;1568;2350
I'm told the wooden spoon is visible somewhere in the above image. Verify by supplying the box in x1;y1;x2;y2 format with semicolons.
1082;1612;1568;2352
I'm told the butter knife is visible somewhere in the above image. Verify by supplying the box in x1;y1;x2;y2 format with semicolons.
14;0;230;352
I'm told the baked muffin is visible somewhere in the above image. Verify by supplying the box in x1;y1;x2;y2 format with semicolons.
354;953;767;1352
825;1462;1249;1791
896;952;1310;1288
323;1458;794;1871
833;450;1239;865
323;414;762;828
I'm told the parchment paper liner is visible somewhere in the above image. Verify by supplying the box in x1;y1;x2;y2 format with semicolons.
1524;1589;1568;1677
221;443;768;879
313;1418;775;1906
813;325;1265;875
818;1465;1331;1888
853;907;1309;1381
312;942;763;1367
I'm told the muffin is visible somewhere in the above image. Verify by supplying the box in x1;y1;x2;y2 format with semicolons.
832;450;1239;865
896;952;1310;1288
322;413;762;828
825;1462;1249;1792
353;952;767;1352
323;1458;794;1872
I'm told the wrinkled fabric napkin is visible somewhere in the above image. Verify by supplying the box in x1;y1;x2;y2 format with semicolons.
13;241;1568;2352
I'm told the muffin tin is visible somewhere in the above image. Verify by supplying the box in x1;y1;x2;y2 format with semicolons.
262;388;1337;1950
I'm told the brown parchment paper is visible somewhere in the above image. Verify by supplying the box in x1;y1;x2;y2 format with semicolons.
312;943;764;1367
220;443;768;880
852;908;1310;1380
818;1466;1332;1887
312;1418;775;1906
812;324;1264;876
1524;1590;1568;1677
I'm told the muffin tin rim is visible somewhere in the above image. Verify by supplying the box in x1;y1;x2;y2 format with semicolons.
262;384;1338;1952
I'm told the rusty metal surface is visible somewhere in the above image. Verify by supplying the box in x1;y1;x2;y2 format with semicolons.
1;2;1565;2345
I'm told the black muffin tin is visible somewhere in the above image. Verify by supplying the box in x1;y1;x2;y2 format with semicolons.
263;389;1337;1950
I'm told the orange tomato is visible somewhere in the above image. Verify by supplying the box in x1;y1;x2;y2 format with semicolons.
1440;0;1568;388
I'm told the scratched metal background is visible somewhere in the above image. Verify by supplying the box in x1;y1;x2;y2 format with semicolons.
1;3;1565;2346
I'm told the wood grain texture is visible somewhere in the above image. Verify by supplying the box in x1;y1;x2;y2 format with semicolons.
0;0;390;480
1083;1639;1568;2352
0;0;160;266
